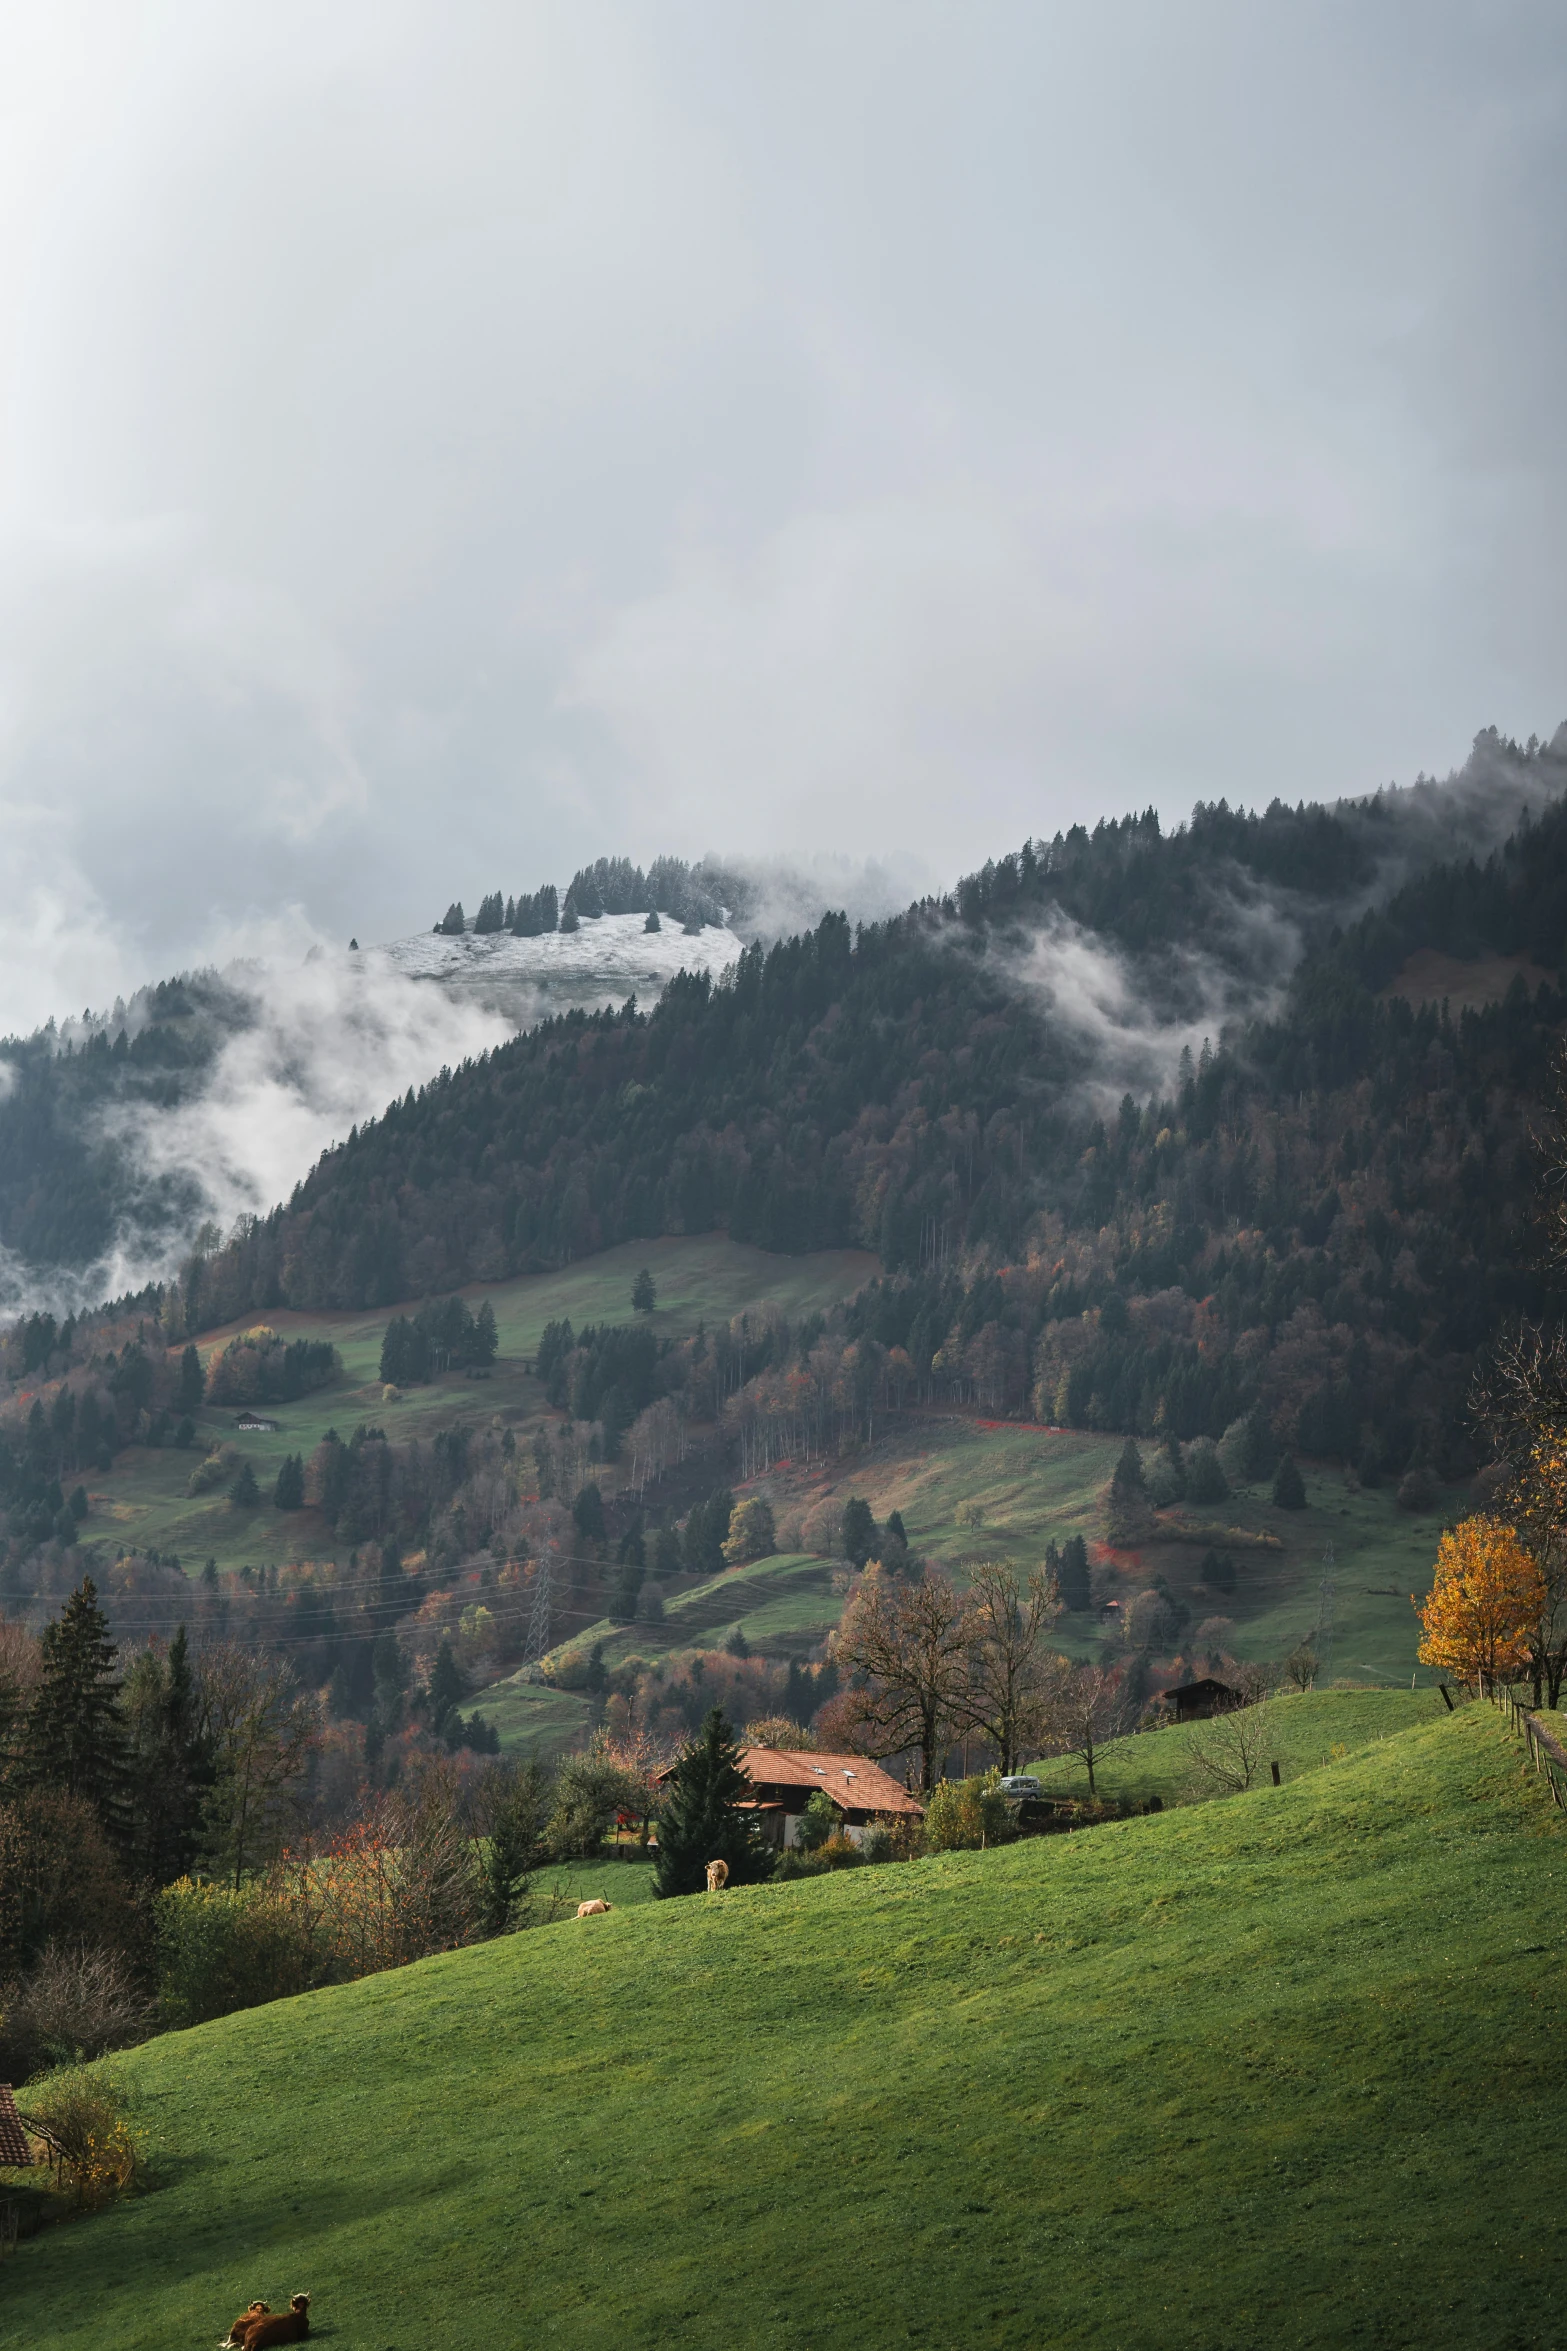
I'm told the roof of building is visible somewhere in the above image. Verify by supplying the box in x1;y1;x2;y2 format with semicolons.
1158;1677;1240;1703
740;1748;925;1816
0;2084;33;2168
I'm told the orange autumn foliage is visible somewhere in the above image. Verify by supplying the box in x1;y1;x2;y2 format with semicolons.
1415;1515;1547;1685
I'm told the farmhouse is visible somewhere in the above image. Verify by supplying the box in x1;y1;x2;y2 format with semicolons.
739;1748;924;1849
234;1411;280;1433
1155;1677;1241;1723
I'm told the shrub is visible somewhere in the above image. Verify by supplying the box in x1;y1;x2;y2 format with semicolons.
858;1823;894;1864
0;1943;153;2082
155;1880;317;2029
547;1754;646;1860
20;2065;146;2208
924;1769;1010;1852
187;1444;242;1496
1397;1464;1438;1513
793;1789;841;1853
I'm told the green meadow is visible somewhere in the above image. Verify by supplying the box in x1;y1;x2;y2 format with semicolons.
1030;1684;1449;1806
551;1410;1455;1688
6;1698;1564;2349
80;1235;876;1578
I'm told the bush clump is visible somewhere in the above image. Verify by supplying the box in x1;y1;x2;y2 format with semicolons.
20;2065;146;2208
924;1769;1011;1853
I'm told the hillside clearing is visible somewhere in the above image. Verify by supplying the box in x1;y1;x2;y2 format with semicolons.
6;1703;1564;2350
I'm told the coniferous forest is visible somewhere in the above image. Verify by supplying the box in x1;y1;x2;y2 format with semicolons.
165;735;1567;1484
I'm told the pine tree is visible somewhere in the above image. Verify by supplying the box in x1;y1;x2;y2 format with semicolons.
472;1301;498;1365
653;1707;772;1897
230;1461;260;1508
1055;1533;1091;1610
126;1624;212;1885
273;1453;305;1510
1106;1439;1151;1546
426;1636;465;1738
572;1482;606;1544
842;1496;878;1568
178;1342;204;1416
25;1577;130;1841
644;908;661;933
1272;1456;1307;1510
631;1267;657;1314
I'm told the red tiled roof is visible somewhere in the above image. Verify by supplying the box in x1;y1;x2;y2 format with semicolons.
0;2085;33;2168
740;1749;924;1816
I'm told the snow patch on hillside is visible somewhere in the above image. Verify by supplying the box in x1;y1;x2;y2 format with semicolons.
375;910;743;1021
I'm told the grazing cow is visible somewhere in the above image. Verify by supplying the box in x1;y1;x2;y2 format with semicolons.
218;2303;270;2348
242;2295;311;2347
576;1898;612;1917
705;1859;730;1892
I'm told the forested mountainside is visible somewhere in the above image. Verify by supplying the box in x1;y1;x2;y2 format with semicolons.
0;972;249;1270
164;732;1567;1480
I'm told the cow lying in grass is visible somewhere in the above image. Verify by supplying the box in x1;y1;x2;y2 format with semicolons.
220;2292;310;2345
220;2304;269;2346
576;1899;612;1917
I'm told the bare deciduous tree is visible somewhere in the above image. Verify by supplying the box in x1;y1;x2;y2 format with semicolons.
1183;1702;1271;1796
960;1560;1065;1774
1041;1662;1127;1796
1474;1320;1567;1706
831;1566;970;1792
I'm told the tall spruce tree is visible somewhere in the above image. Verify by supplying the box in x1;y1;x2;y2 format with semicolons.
654;1706;772;1897
1106;1438;1151;1547
25;1577;130;1842
125;1624;212;1884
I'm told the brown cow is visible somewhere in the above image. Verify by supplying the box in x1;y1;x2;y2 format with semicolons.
705;1859;730;1892
218;2303;270;2348
576;1898;612;1917
243;2296;311;2347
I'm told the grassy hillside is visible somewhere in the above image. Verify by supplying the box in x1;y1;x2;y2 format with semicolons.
554;1414;1455;1691
1030;1684;1448;1806
80;1234;875;1578
8;1701;1564;2349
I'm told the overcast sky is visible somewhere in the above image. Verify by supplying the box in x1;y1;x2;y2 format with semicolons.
0;1;1562;1034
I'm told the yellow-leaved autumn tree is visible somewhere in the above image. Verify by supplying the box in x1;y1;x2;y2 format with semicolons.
1415;1515;1547;1686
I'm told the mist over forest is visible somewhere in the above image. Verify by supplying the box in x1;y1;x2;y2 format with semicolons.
0;723;1560;1329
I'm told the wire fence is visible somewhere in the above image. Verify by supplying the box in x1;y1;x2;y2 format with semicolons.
1479;1677;1567;1813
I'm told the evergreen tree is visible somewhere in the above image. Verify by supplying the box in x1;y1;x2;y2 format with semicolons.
178;1342;205;1416
1272;1457;1307;1510
631;1266;657;1313
653;1706;772;1897
25;1577;130;1841
842;1496;878;1569
683;1489;734;1576
273;1453;305;1510
1055;1533;1091;1610
472;1300;499;1366
652;1523;683;1578
426;1635;465;1738
125;1624;212;1885
478;1759;550;1933
1106;1439;1151;1546
437;902;466;936
559;892;580;933
644;908;661;933
572;1482;606;1544
229;1461;260;1508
